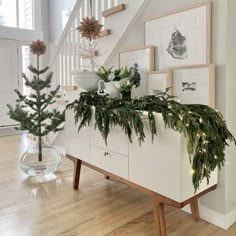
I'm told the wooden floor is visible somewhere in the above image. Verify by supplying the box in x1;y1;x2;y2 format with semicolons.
0;135;236;236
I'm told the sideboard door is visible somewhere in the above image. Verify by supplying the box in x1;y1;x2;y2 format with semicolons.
65;110;90;162
129;113;184;202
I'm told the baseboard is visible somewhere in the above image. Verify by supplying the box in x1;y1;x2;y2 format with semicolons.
182;204;236;230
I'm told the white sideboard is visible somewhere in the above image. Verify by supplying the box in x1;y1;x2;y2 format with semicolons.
65;110;217;202
64;109;218;236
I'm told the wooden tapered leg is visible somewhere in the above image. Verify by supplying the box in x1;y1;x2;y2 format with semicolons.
190;199;200;221
66;155;82;190
73;158;82;189
153;197;167;236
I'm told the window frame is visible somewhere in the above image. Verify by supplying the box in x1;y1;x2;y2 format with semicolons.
0;0;34;29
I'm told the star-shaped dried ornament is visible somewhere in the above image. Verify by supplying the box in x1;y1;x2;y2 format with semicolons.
30;40;47;56
77;17;103;41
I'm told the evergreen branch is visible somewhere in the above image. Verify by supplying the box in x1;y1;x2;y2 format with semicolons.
66;91;236;192
28;65;50;75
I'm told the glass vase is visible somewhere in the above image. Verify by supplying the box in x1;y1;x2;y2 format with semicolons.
20;141;61;176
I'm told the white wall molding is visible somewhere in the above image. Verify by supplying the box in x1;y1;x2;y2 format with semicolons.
199;204;236;230
0;26;42;41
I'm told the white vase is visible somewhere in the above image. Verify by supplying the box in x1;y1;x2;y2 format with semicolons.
73;71;100;91
97;80;120;98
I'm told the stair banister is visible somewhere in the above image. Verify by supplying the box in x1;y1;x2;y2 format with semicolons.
49;0;82;68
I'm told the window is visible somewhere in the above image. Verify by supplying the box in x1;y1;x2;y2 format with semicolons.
0;0;33;29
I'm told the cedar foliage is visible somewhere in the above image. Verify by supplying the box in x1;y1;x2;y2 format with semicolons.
67;91;236;192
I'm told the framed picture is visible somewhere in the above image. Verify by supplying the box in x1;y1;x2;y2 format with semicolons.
169;64;215;108
119;46;155;97
145;0;211;71
147;71;171;95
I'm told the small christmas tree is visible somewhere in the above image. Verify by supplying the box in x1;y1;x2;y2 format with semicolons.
7;39;64;162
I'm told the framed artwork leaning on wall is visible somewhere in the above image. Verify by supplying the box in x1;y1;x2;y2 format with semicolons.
119;45;155;97
145;0;211;71
168;64;215;108
147;71;171;95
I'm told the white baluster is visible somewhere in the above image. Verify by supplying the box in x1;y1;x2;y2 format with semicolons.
109;0;115;8
80;0;85;20
84;0;89;17
68;29;72;85
63;40;68;87
96;0;102;24
60;46;65;87
102;0;107;11
53;55;61;85
76;11;81;71
72;20;76;80
91;0;96;17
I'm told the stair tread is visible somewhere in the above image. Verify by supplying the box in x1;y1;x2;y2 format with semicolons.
100;29;111;37
102;4;126;17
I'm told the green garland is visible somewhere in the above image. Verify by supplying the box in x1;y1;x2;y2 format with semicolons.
66;91;236;192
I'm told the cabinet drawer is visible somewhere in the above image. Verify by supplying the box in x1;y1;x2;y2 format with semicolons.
90;127;128;156
90;145;128;179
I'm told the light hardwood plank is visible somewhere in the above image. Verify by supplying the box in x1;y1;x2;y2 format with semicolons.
0;135;235;235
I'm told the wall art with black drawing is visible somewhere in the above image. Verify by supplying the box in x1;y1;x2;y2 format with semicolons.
169;64;215;108
145;1;211;71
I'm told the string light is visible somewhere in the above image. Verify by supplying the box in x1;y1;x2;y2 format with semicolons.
214;155;218;159
199;118;202;123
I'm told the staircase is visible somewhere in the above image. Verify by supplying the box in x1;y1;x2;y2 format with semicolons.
49;0;148;88
47;0;149;146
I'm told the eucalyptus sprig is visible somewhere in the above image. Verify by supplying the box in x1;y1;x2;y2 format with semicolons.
66;91;236;192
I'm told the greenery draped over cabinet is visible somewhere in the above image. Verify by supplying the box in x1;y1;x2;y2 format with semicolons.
67;91;236;192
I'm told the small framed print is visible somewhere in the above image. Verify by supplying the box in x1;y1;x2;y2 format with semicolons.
169;64;215;108
145;1;211;71
147;71;170;95
119;46;155;97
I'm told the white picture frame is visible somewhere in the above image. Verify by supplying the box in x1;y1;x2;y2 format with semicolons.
169;64;215;108
147;71;170;95
145;0;211;71
119;46;155;97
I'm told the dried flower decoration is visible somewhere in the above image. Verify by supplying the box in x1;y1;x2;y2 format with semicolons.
77;17;103;41
30;39;47;56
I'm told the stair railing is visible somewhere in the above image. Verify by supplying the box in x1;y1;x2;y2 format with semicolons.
49;0;118;88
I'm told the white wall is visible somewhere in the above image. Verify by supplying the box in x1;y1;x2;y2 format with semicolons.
49;0;77;43
225;0;236;214
108;0;236;229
